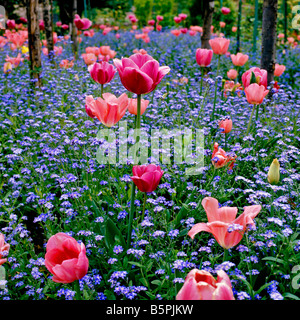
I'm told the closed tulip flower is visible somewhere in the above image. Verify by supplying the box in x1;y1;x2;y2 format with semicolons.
196;48;213;67
176;269;234;300
128;98;149;115
45;232;89;283
209;37;230;55
230;52;249;66
0;234;10;266
113;53;170;95
131;164;163;193
88;61;116;85
188;197;261;249
267;159;280;185
221;7;231;15
227;69;238;80
244;83;269;105
274;63;286;77
219;118;232;134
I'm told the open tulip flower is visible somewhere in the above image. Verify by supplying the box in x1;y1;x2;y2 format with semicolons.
176;269;235;300
242;67;267;89
131;164;164;193
74;14;92;30
45;232;89;283
113;53;170;95
230;52;249;67
85;93;128;127
188;197;261;249
244;83;269;105
209;37;230;55
211;142;236;170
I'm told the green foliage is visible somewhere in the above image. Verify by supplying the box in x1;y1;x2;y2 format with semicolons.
134;0;154;27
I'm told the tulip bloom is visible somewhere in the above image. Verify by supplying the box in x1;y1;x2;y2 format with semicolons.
227;69;238;80
174;16;182;24
45;232;89;283
209;37;230;55
219;118;232;134
221;7;231;15
59;59;74;69
0;234;10;266
267;159;280;185
242;67;267;88
230;52;249;66
171;29;181;37
6;19;16;29
188;197;261;249
88;61;116;85
5;53;23;67
244;83;269;105
131;164;163;193
74;14;92;30
195;48;213;67
85;93;128;127
219;21;226;28
211;142;236;170
176;269;234;300
274;63;286;77
113;53;170;95
128;98;149;115
81;53;97;65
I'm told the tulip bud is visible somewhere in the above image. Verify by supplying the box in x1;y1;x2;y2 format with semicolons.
267;159;280;185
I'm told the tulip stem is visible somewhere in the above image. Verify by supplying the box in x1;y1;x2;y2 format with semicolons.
223;249;229;262
141;192;147;222
225;133;227;150
100;84;103;97
127;181;136;248
246;105;256;136
211;55;221;122
255;104;259;122
73;280;82;300
200;67;203;96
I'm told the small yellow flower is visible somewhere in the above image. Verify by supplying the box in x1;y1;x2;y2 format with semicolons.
267;159;280;185
21;46;29;54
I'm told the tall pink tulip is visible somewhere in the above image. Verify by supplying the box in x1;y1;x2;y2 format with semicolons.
74;14;92;30
0;234;10;266
131;164;163;193
45;232;89;283
209;37;230;55
88;61;116;85
188;197;261;249
113;53;170;95
176;269;235;300
242;67;267;89
244;83;269;105
195;48;213;67
230;52;249;66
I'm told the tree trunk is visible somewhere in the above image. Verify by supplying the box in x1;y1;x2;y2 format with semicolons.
201;0;214;49
71;0;78;58
236;0;242;53
43;0;54;61
261;0;278;85
27;0;42;88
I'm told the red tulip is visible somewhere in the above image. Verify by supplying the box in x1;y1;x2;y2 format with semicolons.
113;53;170;95
211;142;236;170
174;16;182;24
128;98;149;115
196;48;213;67
6;19;16;29
244;83;269;105
188;197;261;249
209;37;230;55
221;7;231;15
131;164;163;193
176;269;234;300
45;232;89;283
0;234;10;266
88;61;116;85
242;67;267;89
171;29;181;37
230;52;249;66
74;14;92;30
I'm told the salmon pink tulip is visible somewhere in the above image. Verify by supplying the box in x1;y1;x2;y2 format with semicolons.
88;61;116;85
113;53;170;95
195;48;213;67
209;37;230;55
219;118;232;134
244;83;269;105
230;52;249;66
131;164;164;193
242;67;267;88
274;63;286;77
211;142;236;170
176;269;234;300
45;232;89;283
227;69;238;80
128;98;149;115
188;197;261;249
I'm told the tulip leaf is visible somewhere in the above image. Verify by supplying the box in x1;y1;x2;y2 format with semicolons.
104;217;126;250
250;71;257;84
0;266;6;289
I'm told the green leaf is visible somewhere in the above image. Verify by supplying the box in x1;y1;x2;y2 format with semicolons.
283;292;300;300
0;266;6;290
250;71;257;84
262;256;286;265
151;280;162;286
104;217;126;250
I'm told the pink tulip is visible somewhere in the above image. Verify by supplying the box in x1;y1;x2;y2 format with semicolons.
178;13;188;21
5;53;23;67
0;234;10;266
85;93;128;127
221;7;231;15
196;48;213;67
219;21;226;28
156;15;164;22
176;269;234;300
6;19;16;29
148;19;155;26
59;59;74;69
171;29;181;36
209;37;230;55
174;16;182;24
113;53;170;95
232;26;237;32
6;31;26;48
211;142;236;170
128;98;149;115
242;67;268;88
274;63;286;77
61;24;69;30
88;61;116;85
131;164;164;193
231;52;249;66
74;14;92;30
227;69;238;80
56;21;62;27
39;20;45;30
45;232;89;283
244;83;269;105
81;53;97;65
188;197;261;249
219;118;232;133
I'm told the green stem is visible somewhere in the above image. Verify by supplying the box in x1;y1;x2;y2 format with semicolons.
255;104;259;122
73;280;81;300
200;67;203;96
212;55;221;121
100;84;104;97
223;249;229;262
141;191;146;222
225;133;227;150
246;105;256;136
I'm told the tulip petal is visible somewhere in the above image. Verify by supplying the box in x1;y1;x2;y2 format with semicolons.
188;222;212;240
121;67;154;95
212;283;235;300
